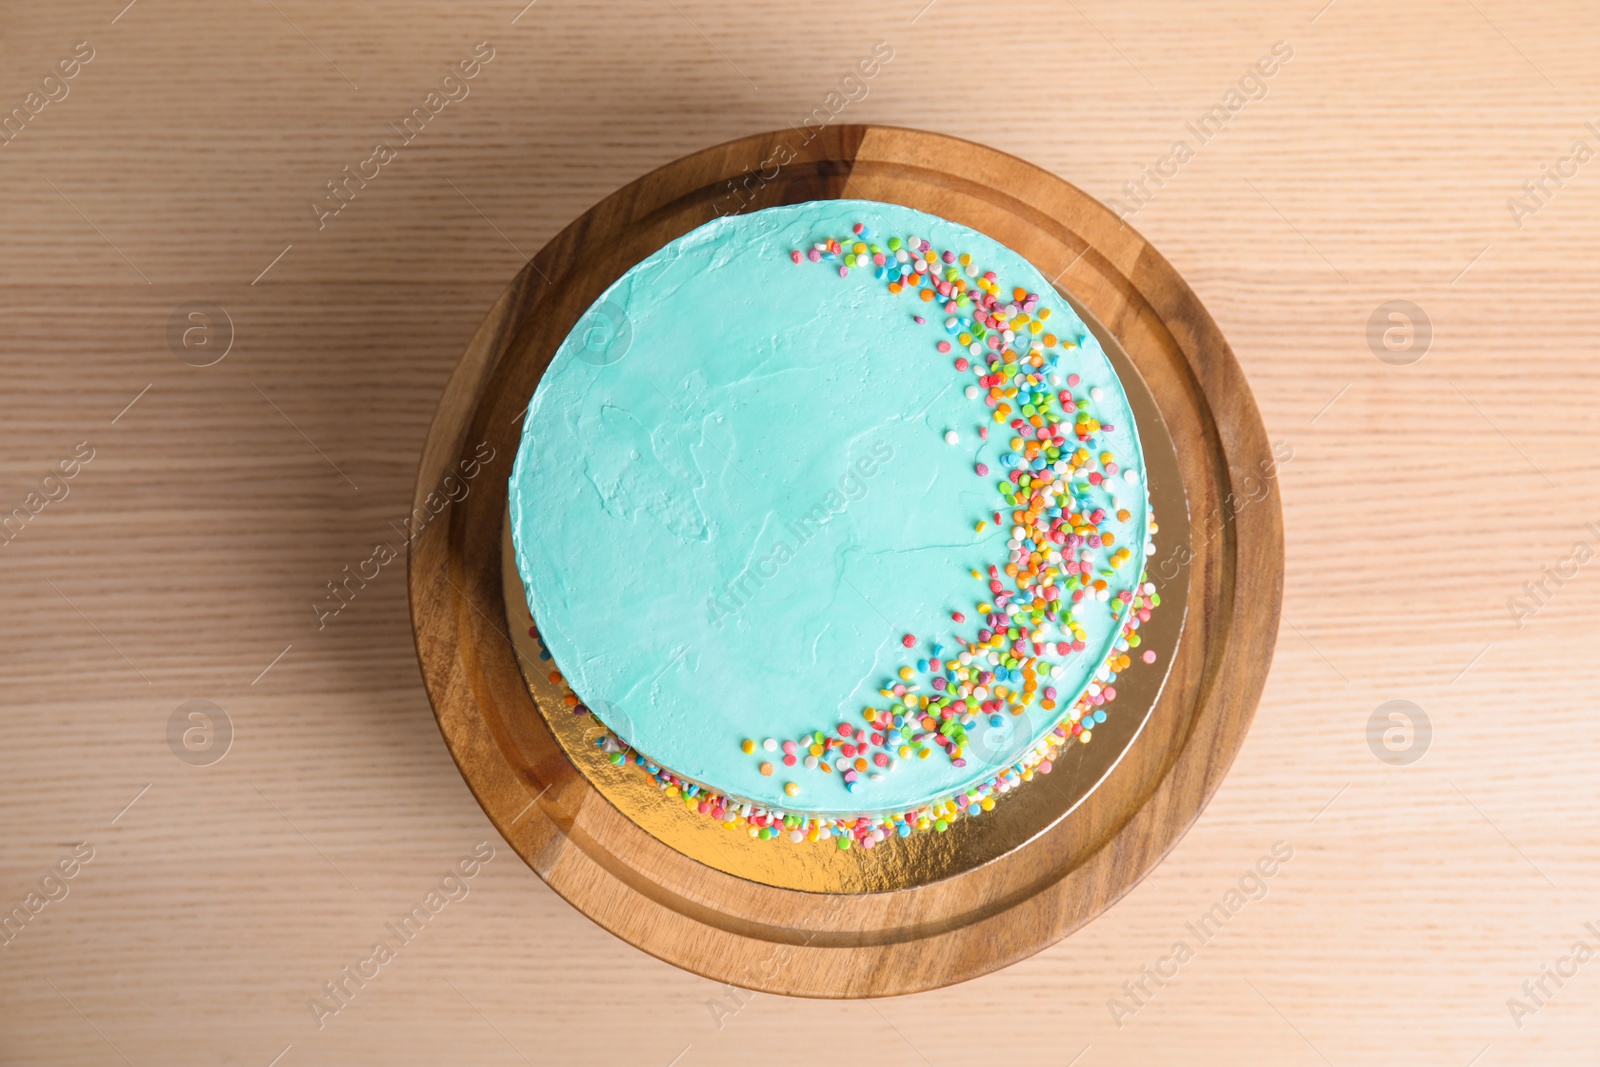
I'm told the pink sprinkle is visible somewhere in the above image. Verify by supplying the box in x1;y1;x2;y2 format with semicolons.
807;248;821;262
1067;373;1080;386
853;222;864;234
1143;650;1157;664
839;266;849;278
914;315;926;324
974;463;989;476
791;250;802;264
952;611;966;622
902;633;916;647
979;427;989;440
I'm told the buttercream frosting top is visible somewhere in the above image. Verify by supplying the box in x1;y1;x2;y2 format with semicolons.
510;199;1150;818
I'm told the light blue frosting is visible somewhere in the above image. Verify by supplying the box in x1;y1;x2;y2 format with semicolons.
510;200;1148;817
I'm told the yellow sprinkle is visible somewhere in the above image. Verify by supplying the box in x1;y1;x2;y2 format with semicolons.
899;666;914;681
784;782;799;797
976;520;987;532
741;739;756;754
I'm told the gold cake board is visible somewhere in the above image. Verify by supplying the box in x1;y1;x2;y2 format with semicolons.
496;288;1190;894
409;125;1283;996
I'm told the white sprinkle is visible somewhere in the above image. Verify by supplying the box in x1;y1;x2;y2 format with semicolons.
1090;386;1105;402
1123;468;1140;483
762;738;777;752
944;430;960;445
965;385;981;400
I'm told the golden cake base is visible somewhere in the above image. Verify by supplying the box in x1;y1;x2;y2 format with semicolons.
409;125;1283;996
498;294;1190;894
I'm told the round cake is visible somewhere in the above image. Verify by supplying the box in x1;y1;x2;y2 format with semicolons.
509;199;1160;848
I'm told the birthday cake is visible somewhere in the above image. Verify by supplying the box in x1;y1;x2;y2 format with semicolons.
509;199;1159;849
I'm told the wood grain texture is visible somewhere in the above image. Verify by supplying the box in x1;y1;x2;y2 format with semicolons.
2;0;1598;1062
410;124;1282;996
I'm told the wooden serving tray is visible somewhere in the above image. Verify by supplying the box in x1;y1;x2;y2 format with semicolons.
409;125;1283;997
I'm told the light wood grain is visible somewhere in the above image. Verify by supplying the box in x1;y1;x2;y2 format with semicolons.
2;0;1598;1062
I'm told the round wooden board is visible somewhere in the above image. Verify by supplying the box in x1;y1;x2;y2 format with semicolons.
408;125;1284;998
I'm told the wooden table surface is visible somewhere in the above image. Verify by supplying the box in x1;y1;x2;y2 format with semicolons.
2;1;1594;1063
